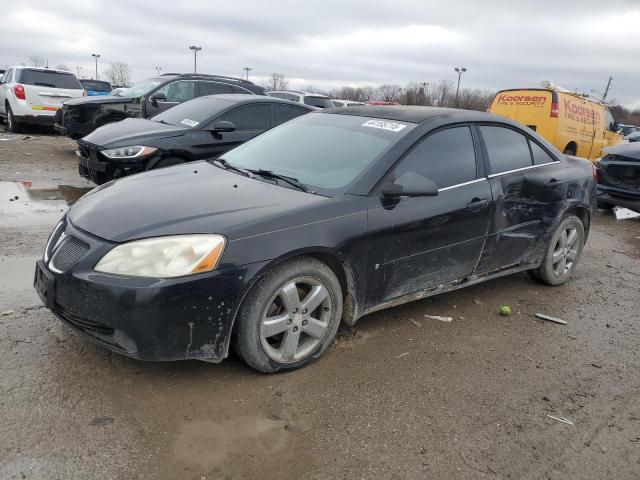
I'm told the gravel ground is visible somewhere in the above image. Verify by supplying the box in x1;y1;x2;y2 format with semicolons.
1;127;639;480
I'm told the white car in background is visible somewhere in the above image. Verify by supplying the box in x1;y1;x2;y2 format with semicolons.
0;66;85;133
331;99;365;107
266;90;335;108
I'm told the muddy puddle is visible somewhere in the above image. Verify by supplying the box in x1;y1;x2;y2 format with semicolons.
0;181;93;228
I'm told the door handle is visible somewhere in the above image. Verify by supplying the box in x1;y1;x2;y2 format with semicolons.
548;178;565;185
466;198;489;211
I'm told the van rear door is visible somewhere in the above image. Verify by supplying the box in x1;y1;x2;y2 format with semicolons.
17;69;84;113
488;89;556;140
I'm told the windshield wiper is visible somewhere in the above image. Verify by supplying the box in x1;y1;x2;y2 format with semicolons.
209;158;254;178
248;169;309;192
153;119;172;125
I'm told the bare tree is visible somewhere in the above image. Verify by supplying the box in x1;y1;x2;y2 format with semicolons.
55;64;70;72
104;62;132;86
433;80;454;107
263;73;289;91
28;55;47;67
458;88;495;111
376;84;402;103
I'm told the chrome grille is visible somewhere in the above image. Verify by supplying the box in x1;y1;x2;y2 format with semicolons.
50;236;90;272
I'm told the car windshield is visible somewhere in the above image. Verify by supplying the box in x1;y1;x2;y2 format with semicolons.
114;78;164;98
221;113;415;194
80;80;111;92
620;126;636;135
20;69;82;89
151;97;229;127
304;96;335;108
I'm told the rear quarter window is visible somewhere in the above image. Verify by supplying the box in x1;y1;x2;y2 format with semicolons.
529;140;557;165
480;126;533;174
18;69;82;89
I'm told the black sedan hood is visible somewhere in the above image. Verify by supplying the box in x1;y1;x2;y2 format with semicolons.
69;162;328;242
63;95;136;107
603;144;640;161
83;118;187;147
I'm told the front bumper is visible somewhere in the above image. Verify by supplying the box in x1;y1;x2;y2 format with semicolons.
34;218;268;361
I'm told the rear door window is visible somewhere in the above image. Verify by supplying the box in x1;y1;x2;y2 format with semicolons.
394;126;478;189
480;126;533;174
19;69;82;89
218;104;271;130
199;82;234;96
529;140;557;165
275;104;310;124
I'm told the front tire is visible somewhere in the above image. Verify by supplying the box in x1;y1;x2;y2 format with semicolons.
532;215;585;286
235;256;343;373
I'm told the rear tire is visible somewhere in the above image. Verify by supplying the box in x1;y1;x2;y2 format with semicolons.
563;145;576;156
532;215;585;286
597;199;614;211
235;256;343;373
6;105;20;133
150;156;184;170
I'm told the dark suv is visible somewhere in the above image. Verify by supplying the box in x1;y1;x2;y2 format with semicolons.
54;73;265;139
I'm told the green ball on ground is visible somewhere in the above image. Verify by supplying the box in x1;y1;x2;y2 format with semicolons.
499;305;512;316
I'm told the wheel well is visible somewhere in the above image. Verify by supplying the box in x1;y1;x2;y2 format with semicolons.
563;142;577;155
565;205;590;238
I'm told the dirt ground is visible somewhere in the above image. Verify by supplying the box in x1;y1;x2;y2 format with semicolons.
1;126;639;480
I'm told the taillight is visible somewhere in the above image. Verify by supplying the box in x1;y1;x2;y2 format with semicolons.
592;163;598;182
550;102;559;117
13;84;26;100
82;91;86;96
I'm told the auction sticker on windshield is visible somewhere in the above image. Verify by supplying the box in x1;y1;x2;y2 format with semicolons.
361;119;407;132
180;119;199;127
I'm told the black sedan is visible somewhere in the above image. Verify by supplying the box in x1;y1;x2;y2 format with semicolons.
35;106;596;373
596;144;640;213
76;94;315;184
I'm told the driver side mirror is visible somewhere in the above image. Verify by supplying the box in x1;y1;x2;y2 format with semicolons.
205;120;236;133
610;121;620;132
150;92;167;107
381;172;439;198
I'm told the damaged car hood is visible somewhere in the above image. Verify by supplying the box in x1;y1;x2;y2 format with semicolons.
82;118;187;147
68;161;329;242
63;95;137;107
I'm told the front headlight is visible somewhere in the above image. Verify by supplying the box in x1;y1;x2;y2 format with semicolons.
101;145;158;160
94;234;226;278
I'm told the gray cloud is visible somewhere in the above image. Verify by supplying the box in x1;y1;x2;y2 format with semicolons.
2;0;639;107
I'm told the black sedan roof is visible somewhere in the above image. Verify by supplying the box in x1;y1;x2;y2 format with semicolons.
197;93;313;106
323;105;502;124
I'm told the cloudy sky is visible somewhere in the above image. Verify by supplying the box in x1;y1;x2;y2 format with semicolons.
2;0;640;107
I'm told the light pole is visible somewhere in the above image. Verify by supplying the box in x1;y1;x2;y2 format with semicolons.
76;66;82;78
454;67;467;107
189;46;202;73
155;66;162;76
243;66;252;80
91;53;100;79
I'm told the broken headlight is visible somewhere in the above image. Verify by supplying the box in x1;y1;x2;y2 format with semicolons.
95;235;226;278
101;145;158;160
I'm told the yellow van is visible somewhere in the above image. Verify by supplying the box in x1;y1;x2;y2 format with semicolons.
487;85;621;160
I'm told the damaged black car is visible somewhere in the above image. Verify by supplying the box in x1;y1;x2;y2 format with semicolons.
596;144;640;213
54;73;265;139
35;106;596;373
77;94;315;184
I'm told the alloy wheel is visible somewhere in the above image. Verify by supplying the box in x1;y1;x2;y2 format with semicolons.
259;276;332;363
552;226;578;277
